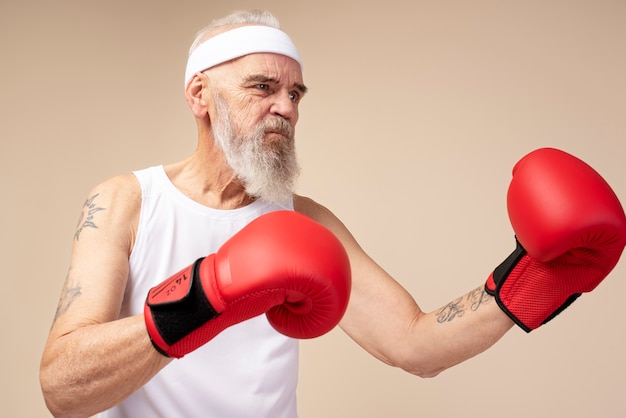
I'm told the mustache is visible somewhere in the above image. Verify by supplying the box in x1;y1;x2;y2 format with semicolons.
262;117;293;139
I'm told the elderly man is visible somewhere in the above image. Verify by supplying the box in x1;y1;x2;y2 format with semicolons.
39;9;626;418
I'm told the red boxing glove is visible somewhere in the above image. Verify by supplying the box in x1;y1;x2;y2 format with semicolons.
145;211;351;358
486;148;626;332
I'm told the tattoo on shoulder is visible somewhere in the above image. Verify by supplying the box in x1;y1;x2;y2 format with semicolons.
436;286;492;323
52;269;82;327
74;193;106;241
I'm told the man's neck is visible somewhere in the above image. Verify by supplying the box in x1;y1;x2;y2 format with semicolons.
163;150;255;210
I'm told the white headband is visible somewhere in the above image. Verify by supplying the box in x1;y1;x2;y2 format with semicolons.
184;25;302;86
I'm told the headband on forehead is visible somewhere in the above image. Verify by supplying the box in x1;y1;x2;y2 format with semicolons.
184;25;302;86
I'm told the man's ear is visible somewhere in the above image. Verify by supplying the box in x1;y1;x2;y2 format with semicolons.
184;73;211;118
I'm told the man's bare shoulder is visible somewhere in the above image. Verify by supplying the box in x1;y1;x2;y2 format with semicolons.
73;173;142;243
82;173;142;214
92;173;141;200
293;194;361;248
293;194;328;221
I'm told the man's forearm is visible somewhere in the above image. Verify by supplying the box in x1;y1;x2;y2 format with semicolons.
40;315;171;418
403;287;514;378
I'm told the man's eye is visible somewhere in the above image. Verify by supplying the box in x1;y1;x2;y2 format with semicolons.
289;92;299;102
257;84;268;90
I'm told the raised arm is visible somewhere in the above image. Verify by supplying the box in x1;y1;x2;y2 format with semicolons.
39;174;171;418
294;148;626;379
294;195;514;378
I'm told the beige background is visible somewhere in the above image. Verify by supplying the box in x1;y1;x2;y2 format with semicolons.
2;0;625;417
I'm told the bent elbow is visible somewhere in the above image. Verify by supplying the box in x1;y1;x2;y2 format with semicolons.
40;369;66;418
404;364;445;379
387;349;450;379
397;359;446;379
40;363;85;418
40;387;86;418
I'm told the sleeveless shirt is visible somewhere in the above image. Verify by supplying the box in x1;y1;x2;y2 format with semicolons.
100;165;299;418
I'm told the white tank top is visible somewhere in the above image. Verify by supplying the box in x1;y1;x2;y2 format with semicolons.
100;165;299;418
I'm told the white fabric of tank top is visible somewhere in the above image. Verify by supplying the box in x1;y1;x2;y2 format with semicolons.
99;165;299;418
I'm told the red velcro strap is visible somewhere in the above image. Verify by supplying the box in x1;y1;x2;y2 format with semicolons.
147;263;195;307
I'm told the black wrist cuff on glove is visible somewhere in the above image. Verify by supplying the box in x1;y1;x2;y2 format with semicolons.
147;258;221;346
487;238;528;294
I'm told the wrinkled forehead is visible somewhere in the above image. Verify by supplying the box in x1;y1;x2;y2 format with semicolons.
184;25;302;86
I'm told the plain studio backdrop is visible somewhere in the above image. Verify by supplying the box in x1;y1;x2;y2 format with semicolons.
2;1;625;417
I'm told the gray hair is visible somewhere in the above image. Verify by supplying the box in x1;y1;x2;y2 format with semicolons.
189;9;281;55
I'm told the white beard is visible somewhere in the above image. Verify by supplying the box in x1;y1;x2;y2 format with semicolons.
211;94;300;204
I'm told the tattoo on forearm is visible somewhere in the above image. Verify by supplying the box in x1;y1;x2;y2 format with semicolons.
468;286;491;312
436;296;465;323
74;193;106;241
52;269;82;327
436;287;492;323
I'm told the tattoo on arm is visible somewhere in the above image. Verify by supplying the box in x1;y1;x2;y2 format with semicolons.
436;286;492;323
52;269;82;327
74;193;106;241
467;286;491;312
436;296;465;322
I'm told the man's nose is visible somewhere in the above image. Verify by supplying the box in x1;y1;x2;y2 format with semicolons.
270;92;298;121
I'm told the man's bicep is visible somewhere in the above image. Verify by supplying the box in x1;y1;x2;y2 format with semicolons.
52;241;130;331
50;176;140;335
294;196;423;359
